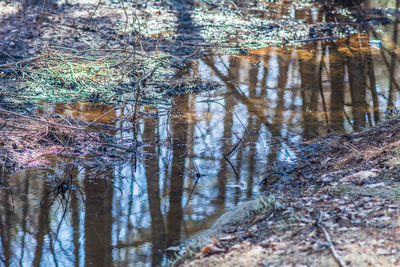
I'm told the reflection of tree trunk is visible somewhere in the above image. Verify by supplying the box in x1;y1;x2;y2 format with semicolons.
33;182;51;267
388;5;399;109
229;56;240;82
248;56;259;96
274;51;290;125
71;189;80;267
166;96;188;246
246;117;260;198
346;50;367;130
215;92;234;206
143;116;165;266
260;53;270;91
19;172;30;266
185;96;196;218
69;165;80;267
0;188;12;267
246;56;262;197
234;148;243;204
298;46;319;138
366;46;380;123
328;42;345;132
84;170;113;267
228;55;242;204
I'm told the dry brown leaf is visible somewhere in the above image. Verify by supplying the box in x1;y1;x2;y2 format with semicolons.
201;237;225;255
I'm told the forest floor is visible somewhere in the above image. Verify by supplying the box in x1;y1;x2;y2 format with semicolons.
175;117;400;266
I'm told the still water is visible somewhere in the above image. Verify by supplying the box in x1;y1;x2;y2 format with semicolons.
1;0;400;266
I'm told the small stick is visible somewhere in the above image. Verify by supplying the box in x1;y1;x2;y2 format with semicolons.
132;63;162;124
0;50;15;59
87;106;117;125
224;135;244;158
0;55;44;69
223;155;240;178
184;159;203;208
318;214;346;267
89;0;102;19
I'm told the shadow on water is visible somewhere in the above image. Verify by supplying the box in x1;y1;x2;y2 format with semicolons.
2;0;400;266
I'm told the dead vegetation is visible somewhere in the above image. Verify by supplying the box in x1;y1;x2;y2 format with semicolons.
0;105;132;175
300;116;400;185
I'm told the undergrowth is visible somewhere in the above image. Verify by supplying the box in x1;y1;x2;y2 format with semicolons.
20;51;126;103
12;49;175;104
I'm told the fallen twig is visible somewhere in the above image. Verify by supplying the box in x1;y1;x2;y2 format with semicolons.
0;55;44;69
0;49;16;60
318;214;346;267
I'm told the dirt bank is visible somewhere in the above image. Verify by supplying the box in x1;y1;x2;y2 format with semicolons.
174;118;400;266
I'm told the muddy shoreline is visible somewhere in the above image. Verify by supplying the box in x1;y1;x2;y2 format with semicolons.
175;118;400;266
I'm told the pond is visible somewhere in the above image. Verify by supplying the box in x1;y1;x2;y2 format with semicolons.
1;0;400;266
